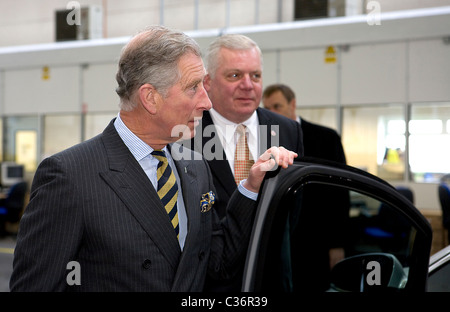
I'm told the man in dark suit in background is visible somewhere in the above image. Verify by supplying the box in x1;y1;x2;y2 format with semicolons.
263;83;349;291
189;35;304;291
9;26;297;292
262;84;346;164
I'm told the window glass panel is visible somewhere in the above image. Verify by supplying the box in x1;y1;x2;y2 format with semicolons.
342;105;405;181
428;254;450;292
4;116;39;174
15;130;37;172
0;118;3;162
260;183;417;292
409;119;442;134
296;107;337;131
43;114;81;158
84;112;116;140
410;102;450;183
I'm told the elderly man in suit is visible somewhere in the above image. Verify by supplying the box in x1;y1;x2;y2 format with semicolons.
9;26;297;292
188;34;304;291
191;34;304;221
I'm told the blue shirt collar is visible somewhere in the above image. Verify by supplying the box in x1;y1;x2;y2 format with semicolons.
114;113;169;161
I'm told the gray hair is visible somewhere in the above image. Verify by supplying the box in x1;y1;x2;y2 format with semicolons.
205;34;263;78
116;25;202;111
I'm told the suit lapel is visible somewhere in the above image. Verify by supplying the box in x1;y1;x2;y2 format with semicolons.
99;120;181;269
169;144;204;290
256;107;280;155
168;143;199;230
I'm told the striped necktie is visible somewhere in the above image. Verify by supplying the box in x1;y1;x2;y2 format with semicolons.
151;150;179;238
234;124;254;185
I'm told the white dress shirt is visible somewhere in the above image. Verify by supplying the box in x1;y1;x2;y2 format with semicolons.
209;108;259;175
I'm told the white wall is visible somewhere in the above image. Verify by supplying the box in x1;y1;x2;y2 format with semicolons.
4;66;81;114
409;39;450;102
279;47;338;106
0;0;293;47
2;0;450;48
82;63;120;112
341;42;407;105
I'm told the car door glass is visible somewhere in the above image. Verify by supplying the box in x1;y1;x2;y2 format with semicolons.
427;246;450;292
427;260;450;292
260;182;416;292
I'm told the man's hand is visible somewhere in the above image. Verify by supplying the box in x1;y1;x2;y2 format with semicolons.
243;146;298;193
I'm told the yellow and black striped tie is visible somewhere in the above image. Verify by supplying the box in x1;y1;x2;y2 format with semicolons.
152;150;179;238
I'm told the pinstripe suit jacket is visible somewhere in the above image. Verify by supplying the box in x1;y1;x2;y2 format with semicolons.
10;119;256;292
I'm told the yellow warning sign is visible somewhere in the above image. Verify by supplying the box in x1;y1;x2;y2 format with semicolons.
42;66;50;80
325;46;336;63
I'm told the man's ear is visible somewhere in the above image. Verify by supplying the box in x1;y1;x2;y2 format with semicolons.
138;83;158;114
290;98;297;116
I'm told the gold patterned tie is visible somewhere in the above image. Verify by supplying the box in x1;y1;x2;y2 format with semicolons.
234;124;254;185
152;150;179;238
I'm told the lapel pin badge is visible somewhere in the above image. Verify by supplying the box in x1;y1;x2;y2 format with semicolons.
200;191;215;213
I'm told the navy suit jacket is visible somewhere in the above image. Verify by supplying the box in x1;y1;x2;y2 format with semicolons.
300;118;346;164
10;119;257;291
190;108;304;219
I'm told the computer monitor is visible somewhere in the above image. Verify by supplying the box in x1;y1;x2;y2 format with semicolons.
0;162;25;187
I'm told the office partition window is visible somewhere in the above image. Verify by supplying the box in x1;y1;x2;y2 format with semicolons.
341;104;405;181
3;116;39;173
263;103;450;185
43;114;81;158
409;102;450;183
84;112;117;140
296;107;337;131
0;118;3;162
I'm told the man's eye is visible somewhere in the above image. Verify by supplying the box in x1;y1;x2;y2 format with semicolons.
227;73;241;80
251;73;262;81
187;82;200;94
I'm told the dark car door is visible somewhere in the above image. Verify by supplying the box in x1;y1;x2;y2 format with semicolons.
428;245;450;291
242;158;432;292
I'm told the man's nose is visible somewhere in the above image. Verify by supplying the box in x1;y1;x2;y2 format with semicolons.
239;74;254;90
197;86;212;111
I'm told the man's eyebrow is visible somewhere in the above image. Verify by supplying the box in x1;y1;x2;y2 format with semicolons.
182;78;202;90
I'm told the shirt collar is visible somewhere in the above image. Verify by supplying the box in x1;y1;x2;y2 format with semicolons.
114;113;169;161
209;108;259;144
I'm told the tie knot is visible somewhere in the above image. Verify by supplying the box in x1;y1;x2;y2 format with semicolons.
236;124;246;136
151;150;167;163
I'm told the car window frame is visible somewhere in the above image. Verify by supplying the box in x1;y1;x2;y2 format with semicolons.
242;158;432;292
